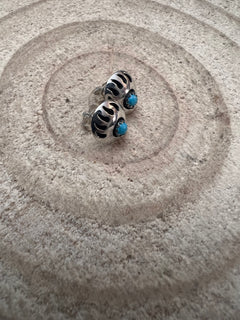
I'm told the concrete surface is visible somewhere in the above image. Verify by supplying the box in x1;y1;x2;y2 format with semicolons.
0;0;240;319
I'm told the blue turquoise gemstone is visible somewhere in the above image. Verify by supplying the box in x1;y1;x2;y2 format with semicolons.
127;94;138;106
117;122;128;136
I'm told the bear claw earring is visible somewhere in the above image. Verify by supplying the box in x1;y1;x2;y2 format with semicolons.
82;100;127;141
104;70;138;114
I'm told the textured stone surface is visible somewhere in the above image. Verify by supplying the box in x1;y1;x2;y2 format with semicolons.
0;0;240;319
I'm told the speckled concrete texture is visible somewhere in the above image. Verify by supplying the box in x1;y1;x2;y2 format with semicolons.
0;1;240;319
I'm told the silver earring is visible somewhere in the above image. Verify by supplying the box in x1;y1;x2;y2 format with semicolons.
82;100;127;141
104;70;138;114
88;70;138;114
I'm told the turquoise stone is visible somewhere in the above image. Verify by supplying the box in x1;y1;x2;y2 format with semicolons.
127;94;138;106
117;122;128;136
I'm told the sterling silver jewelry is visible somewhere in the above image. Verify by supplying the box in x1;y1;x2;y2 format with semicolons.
82;100;127;141
82;70;137;141
104;70;138;114
88;70;138;114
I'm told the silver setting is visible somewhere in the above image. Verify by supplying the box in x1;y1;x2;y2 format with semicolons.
104;70;137;114
87;71;137;115
83;100;127;142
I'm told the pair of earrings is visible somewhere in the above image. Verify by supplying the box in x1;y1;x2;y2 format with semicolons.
82;70;137;142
